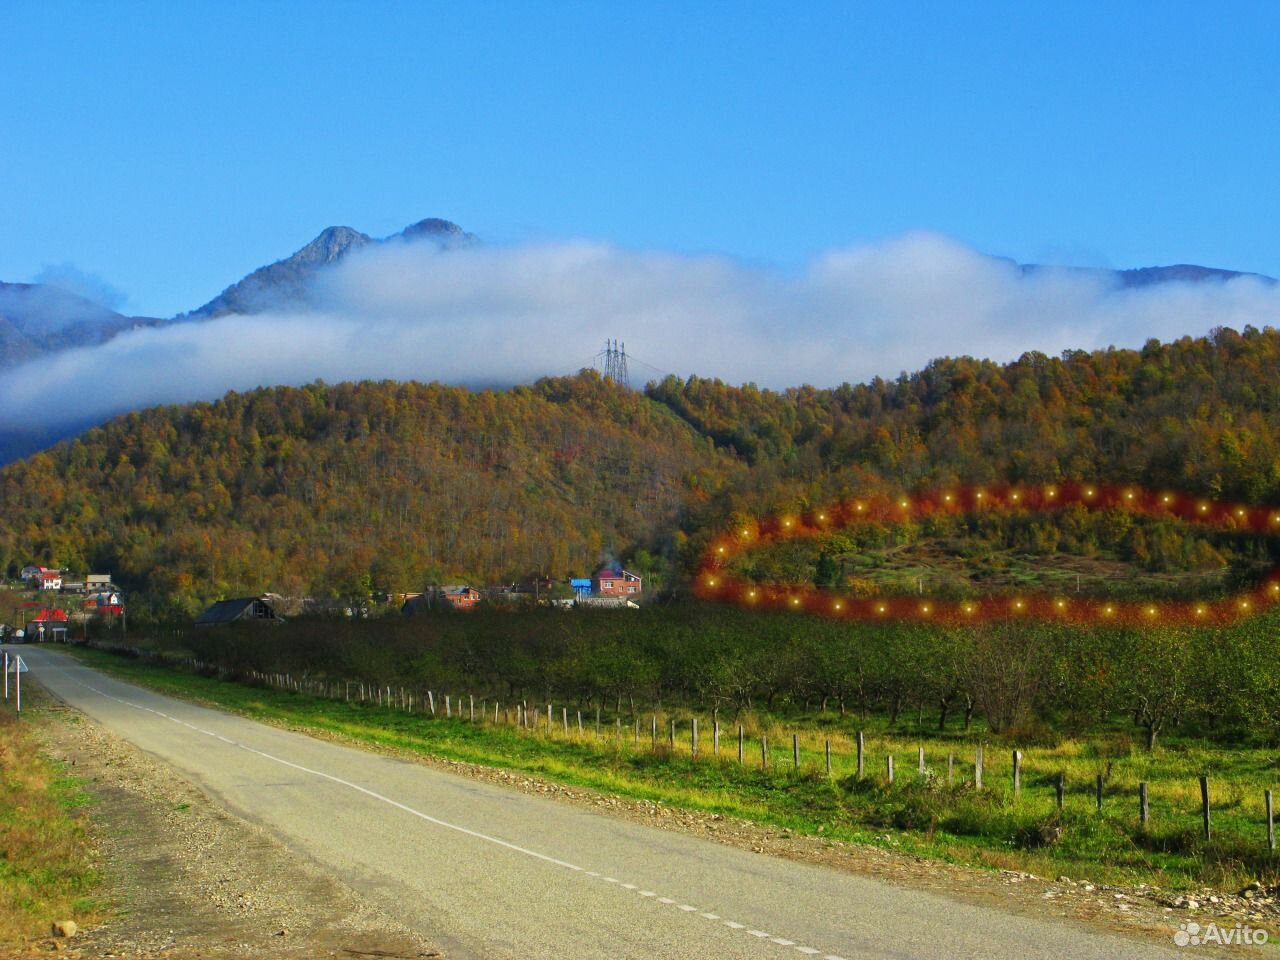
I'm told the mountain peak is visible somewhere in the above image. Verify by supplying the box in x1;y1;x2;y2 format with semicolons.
293;226;372;265
394;218;478;248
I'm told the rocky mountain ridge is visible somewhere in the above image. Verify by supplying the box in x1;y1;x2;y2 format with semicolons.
183;217;477;319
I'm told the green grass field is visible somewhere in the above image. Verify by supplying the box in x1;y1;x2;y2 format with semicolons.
57;644;1280;893
0;696;100;945
735;535;1262;601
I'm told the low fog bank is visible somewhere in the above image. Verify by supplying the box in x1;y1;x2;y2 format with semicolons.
1;232;1277;432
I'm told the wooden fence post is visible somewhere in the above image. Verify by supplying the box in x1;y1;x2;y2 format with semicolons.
596;706;601;736
1055;773;1065;812
1139;782;1149;826
918;745;926;777
856;731;865;778
652;714;658;749
428;691;435;715
1095;774;1103;813
947;753;954;784
1267;790;1275;852
974;744;983;790
761;735;769;771
669;718;675;749
738;726;744;764
470;694;475;722
445;694;451;717
692;718;699;759
546;704;552;729
1012;750;1022;798
562;707;569;735
792;733;800;770
887;754;894;785
713;720;720;757
825;739;831;777
1200;776;1211;841
577;710;583;734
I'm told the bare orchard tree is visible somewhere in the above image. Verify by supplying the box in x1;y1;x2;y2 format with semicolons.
1116;625;1199;751
956;622;1051;734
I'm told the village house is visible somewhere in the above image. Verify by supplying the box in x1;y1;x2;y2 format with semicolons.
36;570;64;591
29;607;69;642
592;568;642;598
440;586;482;610
86;573;114;592
195;596;284;626
84;591;124;616
20;564;57;585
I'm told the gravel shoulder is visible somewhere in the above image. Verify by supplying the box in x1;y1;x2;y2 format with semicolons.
4;682;442;960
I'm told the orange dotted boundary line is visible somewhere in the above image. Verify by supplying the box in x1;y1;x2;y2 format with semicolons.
696;483;1280;626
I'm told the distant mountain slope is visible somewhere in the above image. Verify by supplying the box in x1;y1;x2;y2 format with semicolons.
0;281;164;367
1115;264;1271;287
185;217;477;319
1014;262;1273;288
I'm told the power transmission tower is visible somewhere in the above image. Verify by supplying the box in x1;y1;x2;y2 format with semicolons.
602;339;630;388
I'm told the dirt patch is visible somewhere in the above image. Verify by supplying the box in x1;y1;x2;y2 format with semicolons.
3;685;443;960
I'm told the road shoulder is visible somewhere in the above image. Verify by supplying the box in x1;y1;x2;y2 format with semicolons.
9;682;442;960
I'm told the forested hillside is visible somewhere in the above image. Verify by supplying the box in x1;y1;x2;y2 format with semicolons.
2;325;1280;616
658;325;1280;532
0;375;736;615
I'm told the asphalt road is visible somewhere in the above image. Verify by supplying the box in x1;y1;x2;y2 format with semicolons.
12;645;1182;960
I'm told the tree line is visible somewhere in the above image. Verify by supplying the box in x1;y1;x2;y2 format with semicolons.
156;602;1280;751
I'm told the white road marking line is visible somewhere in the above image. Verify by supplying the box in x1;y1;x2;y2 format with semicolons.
68;674;586;871
45;659;846;959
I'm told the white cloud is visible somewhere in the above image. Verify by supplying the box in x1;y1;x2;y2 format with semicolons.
0;233;1276;432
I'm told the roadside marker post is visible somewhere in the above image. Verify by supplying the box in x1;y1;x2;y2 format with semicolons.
4;652;25;714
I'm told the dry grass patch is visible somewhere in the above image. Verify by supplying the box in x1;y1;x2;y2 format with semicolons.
0;706;100;945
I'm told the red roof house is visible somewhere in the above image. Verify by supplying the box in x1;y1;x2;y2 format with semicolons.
592;568;642;597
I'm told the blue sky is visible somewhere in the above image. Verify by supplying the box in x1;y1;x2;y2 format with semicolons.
3;1;1278;319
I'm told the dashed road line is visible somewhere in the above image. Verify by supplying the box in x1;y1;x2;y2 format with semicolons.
43;658;849;960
